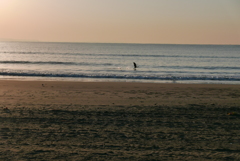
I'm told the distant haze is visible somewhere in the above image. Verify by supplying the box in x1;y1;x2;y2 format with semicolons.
0;0;240;44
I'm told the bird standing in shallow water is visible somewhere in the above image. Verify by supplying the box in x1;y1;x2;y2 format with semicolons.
133;62;137;69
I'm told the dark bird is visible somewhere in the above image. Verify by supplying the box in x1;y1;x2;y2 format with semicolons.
133;62;137;68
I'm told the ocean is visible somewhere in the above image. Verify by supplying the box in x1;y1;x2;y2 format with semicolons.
0;41;240;84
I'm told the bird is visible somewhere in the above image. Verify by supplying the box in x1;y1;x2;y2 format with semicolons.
133;62;137;69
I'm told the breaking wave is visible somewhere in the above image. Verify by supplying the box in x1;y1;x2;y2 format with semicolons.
1;71;240;81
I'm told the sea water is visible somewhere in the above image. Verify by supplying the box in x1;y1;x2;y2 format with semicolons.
0;41;240;84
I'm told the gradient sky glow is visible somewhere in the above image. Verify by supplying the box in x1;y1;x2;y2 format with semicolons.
0;0;240;44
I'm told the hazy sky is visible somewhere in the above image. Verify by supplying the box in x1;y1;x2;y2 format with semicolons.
1;0;240;44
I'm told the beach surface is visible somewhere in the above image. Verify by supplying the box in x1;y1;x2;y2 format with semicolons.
1;80;240;160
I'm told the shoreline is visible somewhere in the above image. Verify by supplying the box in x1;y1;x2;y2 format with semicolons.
1;76;240;85
0;76;240;85
1;80;240;160
1;80;240;107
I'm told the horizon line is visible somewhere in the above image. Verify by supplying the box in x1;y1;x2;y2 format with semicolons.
0;39;239;46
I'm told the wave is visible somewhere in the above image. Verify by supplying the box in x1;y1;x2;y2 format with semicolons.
0;61;113;66
1;71;240;81
0;61;74;65
154;65;240;70
1;61;240;70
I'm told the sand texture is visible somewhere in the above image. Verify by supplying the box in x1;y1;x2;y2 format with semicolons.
1;81;240;160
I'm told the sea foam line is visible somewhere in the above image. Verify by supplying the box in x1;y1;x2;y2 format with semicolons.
0;71;240;81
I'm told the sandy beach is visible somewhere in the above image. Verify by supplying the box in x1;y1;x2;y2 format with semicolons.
1;80;240;160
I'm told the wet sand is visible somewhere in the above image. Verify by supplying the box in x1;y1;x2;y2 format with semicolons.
0;80;240;160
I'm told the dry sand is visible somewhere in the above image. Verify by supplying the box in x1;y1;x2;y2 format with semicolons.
0;80;240;160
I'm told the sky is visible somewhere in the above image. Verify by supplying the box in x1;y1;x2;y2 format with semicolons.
0;0;240;44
